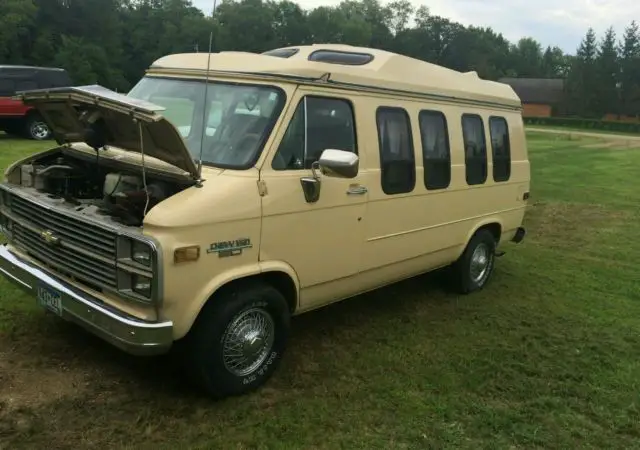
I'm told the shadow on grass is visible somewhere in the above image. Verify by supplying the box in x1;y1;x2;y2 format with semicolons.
3;267;455;403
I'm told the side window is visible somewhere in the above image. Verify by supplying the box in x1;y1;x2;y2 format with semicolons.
461;114;487;185
489;117;511;182
272;96;356;170
0;79;15;97
15;80;38;92
376;107;416;195
419;110;451;190
43;72;72;88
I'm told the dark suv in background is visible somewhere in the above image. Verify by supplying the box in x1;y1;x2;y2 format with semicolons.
0;65;72;140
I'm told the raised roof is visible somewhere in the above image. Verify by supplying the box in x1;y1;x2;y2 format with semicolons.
150;44;522;109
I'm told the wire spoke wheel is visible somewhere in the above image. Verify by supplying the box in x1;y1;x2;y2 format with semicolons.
470;242;492;284
222;307;275;377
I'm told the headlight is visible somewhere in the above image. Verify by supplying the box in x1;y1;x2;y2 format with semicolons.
0;216;12;240
132;241;152;266
132;274;152;298
116;236;158;303
0;191;11;209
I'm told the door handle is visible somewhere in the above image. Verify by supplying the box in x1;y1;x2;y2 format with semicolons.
347;185;367;195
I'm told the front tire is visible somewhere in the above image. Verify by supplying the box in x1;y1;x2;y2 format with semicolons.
184;282;290;399
450;229;497;294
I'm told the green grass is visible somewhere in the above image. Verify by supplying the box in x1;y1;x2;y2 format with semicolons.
1;130;640;449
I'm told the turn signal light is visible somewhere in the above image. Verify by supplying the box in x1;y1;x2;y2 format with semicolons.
174;245;200;263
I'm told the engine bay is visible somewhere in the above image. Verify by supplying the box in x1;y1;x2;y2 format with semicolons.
15;151;191;227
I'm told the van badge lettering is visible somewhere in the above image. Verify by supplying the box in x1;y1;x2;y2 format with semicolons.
207;238;252;257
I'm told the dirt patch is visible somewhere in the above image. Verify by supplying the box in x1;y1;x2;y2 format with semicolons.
580;142;616;149
523;201;630;249
527;127;640;150
580;141;640;150
527;127;640;142
0;344;90;441
0;353;88;411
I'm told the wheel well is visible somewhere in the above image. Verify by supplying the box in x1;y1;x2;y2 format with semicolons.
24;108;39;120
477;222;502;243
212;271;298;314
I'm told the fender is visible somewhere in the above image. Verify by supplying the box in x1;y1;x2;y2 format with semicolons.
174;259;300;339
455;216;504;261
4;147;61;182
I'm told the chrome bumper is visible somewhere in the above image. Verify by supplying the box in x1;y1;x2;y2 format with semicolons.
0;244;173;356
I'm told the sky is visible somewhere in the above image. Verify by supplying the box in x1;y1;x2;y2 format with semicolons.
192;0;639;54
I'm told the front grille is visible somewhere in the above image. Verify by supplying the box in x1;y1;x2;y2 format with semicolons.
8;193;118;290
11;195;116;259
13;223;118;289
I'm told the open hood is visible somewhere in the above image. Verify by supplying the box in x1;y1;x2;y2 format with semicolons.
15;85;199;180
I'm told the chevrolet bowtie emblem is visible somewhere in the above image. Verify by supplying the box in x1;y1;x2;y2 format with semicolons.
40;230;60;246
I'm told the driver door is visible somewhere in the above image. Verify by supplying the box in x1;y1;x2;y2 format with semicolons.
259;89;367;309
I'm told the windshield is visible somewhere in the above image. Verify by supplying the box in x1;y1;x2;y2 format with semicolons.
127;76;285;169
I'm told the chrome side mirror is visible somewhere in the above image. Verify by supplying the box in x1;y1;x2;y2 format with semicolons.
317;149;359;179
300;149;359;204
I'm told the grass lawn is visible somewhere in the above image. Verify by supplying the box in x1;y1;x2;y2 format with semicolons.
1;131;640;449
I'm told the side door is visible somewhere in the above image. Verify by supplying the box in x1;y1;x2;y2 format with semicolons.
0;77;37;118
259;89;367;308
361;105;419;273
0;78;17;117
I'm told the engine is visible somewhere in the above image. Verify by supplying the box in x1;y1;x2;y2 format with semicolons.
17;153;180;226
20;156;100;200
101;172;171;225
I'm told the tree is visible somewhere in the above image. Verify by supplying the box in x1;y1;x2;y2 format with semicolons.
0;0;37;63
271;1;311;47
595;27;619;116
386;0;413;36
618;21;640;116
542;46;567;77
307;5;371;46
0;0;630;120
511;37;543;77
566;28;599;117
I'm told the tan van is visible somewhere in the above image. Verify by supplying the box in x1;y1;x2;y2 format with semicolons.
0;44;529;398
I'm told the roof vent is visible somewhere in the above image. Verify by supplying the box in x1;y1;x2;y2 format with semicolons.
308;50;374;66
261;48;299;59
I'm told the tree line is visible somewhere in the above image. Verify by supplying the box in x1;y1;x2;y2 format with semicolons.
1;0;639;119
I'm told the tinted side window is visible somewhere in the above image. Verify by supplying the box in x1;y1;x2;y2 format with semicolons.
489;117;511;182
376;107;415;195
15;80;38;92
419;110;451;190
0;80;15;96
47;71;72;88
462;114;487;185
272;96;356;170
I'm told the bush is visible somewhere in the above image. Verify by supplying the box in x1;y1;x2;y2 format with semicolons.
524;116;640;134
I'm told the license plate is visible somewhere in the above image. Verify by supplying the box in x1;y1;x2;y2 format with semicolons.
36;284;62;316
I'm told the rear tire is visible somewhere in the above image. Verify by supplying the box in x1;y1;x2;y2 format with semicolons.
183;282;290;399
24;114;51;140
450;229;497;294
